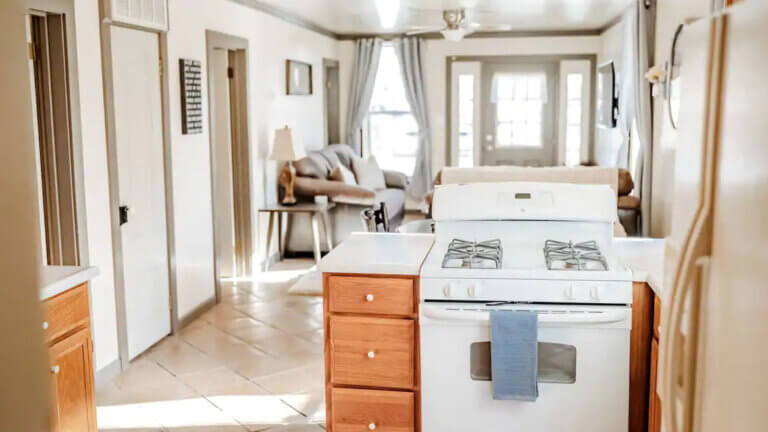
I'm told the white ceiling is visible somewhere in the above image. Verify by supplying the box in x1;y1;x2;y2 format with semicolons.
252;0;633;35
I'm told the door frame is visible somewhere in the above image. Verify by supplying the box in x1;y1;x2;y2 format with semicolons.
446;54;597;166
205;31;253;302
322;58;340;145
98;2;177;370
26;0;90;267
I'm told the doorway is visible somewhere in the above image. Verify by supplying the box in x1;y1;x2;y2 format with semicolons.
26;1;89;268
448;55;596;168
103;24;172;363
323;58;341;145
206;31;253;294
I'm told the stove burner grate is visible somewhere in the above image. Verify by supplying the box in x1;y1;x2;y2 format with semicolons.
544;240;608;271
442;239;503;269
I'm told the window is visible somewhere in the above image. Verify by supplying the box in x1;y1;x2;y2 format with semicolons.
367;45;418;174
565;73;584;166
457;74;475;168
491;73;547;148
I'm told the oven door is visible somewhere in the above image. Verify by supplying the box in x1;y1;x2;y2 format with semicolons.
420;302;631;432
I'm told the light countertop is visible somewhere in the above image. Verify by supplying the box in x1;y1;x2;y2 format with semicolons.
614;237;666;296
318;233;435;276
39;265;100;301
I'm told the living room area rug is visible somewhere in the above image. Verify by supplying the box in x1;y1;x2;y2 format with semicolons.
287;268;322;297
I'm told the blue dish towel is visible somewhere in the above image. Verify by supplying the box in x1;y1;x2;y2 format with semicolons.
490;310;539;401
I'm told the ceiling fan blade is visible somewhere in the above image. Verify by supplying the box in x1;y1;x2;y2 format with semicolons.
469;22;514;32
406;27;443;35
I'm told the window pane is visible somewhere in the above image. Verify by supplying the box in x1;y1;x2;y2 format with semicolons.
496;123;513;147
458;74;475;168
369;113;418;174
567;101;582;125
368;44;417;174
567;74;583;99
369;46;410;112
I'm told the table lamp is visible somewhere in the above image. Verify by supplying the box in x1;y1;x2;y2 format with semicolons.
270;126;305;206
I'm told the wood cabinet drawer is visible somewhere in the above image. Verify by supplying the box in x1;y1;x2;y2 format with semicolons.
331;387;414;432
41;283;90;345
653;295;662;340
330;316;415;389
328;276;414;316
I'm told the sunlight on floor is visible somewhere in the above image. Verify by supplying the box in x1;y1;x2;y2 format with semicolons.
96;259;324;432
97;394;308;430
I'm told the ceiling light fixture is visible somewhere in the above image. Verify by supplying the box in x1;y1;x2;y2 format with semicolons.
375;0;401;29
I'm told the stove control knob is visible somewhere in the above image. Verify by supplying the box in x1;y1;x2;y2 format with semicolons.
468;283;483;298
590;286;601;301
444;283;459;298
564;285;575;300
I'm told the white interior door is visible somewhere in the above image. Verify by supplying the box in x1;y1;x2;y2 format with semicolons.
111;26;170;359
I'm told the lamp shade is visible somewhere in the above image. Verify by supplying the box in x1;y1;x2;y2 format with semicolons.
270;126;305;161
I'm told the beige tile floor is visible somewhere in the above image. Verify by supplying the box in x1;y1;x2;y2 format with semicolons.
96;259;326;432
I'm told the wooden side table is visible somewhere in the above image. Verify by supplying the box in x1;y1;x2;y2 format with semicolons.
258;202;335;269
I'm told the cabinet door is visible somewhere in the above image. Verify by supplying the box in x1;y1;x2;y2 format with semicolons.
649;339;661;432
49;328;97;432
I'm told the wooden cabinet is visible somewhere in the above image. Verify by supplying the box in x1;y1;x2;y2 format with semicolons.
648;295;663;432
324;274;420;432
42;283;97;432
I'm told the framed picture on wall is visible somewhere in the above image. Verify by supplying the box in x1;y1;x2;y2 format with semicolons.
286;60;312;95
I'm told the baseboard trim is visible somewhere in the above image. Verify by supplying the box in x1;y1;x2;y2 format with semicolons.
177;296;217;330
94;359;121;390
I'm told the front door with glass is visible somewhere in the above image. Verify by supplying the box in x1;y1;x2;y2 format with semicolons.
481;62;557;167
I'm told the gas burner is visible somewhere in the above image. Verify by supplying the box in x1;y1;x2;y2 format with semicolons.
544;240;608;271
442;239;503;269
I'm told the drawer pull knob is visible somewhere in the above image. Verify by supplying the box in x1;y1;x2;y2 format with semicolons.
42;321;49;330
50;365;60;375
368;423;376;430
367;351;375;359
365;294;374;302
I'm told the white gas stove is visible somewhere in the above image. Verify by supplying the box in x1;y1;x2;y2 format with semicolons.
420;182;632;432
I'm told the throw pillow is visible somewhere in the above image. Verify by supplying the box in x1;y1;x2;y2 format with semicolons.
351;156;387;190
329;165;357;185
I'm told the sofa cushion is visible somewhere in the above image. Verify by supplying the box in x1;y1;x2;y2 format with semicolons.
329;165;357;185
352;156;387;190
618;169;635;196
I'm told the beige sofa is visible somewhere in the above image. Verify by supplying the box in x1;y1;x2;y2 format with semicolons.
284;144;408;253
435;166;636;236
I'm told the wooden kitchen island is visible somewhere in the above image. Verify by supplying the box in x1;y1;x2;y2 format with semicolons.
318;233;435;432
39;266;100;432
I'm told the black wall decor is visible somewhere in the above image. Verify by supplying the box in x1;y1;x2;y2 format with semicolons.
180;58;202;134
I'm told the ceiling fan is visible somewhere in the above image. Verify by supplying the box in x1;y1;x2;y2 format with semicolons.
405;8;512;41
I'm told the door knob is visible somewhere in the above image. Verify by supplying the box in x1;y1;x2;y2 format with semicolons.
368;423;377;430
365;294;374;302
367;351;375;359
50;365;60;375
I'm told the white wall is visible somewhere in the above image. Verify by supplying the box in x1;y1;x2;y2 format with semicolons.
650;0;711;237
340;35;602;175
166;0;340;318
596;19;625;167
73;0;119;372
63;0;340;370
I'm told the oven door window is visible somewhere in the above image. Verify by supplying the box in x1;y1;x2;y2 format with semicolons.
470;341;577;384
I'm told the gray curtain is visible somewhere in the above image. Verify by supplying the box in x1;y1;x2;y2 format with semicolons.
392;37;432;199
345;38;383;155
617;1;655;236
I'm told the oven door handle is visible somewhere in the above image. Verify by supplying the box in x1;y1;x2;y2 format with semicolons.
421;306;629;325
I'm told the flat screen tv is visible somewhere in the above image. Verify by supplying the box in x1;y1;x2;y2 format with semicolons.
597;61;618;128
